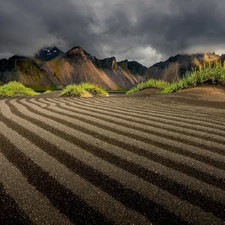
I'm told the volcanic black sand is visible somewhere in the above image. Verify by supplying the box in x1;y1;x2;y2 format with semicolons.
0;86;225;225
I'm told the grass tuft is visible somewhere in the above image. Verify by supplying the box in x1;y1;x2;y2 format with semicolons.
126;79;169;94
60;83;108;97
126;62;225;94
0;81;39;97
43;90;52;94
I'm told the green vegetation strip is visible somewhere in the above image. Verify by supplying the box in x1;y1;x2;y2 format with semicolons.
0;82;39;97
127;63;225;94
60;83;109;97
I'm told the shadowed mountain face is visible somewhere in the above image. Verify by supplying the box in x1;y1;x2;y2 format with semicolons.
118;60;149;77
148;52;220;82
0;56;55;90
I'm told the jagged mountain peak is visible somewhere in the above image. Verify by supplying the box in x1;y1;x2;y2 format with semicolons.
64;46;97;61
91;56;118;70
67;46;84;54
35;46;63;61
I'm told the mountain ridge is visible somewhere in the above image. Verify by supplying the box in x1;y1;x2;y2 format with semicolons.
0;46;224;90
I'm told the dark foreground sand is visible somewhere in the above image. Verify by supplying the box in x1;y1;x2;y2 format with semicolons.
130;84;225;109
0;86;225;225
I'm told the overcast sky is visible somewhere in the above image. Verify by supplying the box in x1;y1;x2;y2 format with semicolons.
0;0;225;66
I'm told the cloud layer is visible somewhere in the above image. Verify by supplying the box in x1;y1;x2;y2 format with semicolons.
0;0;225;66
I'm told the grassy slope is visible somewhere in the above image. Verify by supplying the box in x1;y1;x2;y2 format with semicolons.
127;62;225;94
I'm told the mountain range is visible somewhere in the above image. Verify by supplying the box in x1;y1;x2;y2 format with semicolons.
0;46;223;91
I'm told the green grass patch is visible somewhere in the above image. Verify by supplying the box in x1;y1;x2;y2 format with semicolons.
60;83;109;97
126;79;169;94
126;62;225;94
0;81;39;97
42;90;52;94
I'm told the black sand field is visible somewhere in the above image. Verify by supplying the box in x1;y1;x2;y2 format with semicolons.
0;86;225;225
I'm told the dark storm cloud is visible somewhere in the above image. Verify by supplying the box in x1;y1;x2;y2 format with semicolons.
0;0;97;56
0;0;225;66
134;0;225;55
